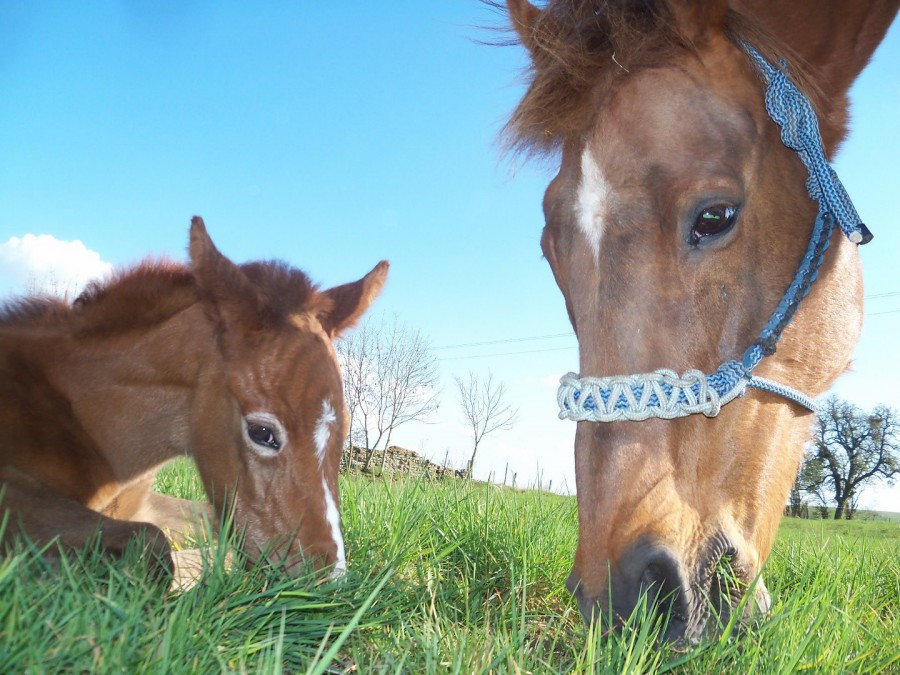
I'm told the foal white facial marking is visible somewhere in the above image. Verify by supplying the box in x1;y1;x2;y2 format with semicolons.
577;146;610;260
312;398;345;577
313;399;337;467
323;478;347;578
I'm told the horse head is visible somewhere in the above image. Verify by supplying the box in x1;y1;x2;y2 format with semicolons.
188;217;387;577
506;0;895;642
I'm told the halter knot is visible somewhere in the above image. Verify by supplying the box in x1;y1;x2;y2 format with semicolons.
558;365;750;423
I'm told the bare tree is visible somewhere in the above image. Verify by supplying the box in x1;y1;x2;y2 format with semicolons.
336;314;440;472
339;322;373;467
801;397;899;520
455;371;518;475
25;271;69;299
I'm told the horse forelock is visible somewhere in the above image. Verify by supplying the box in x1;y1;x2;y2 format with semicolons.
504;0;816;160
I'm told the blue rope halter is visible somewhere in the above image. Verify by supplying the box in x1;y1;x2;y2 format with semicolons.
557;43;871;423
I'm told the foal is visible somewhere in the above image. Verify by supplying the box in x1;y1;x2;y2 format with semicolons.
0;217;387;581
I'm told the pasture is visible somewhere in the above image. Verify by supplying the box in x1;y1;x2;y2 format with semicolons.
1;461;897;673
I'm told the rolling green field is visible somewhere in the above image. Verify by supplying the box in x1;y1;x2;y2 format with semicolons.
1;459;898;673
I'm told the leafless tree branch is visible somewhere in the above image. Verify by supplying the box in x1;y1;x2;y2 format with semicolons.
336;314;440;472
455;371;518;475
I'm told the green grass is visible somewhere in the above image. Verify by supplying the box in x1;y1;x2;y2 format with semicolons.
776;515;900;543
1;459;897;673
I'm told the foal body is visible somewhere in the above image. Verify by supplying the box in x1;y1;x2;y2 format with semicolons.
2;288;221;564
0;217;388;579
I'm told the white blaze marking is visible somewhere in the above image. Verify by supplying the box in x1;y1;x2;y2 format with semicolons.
323;477;346;578
577;146;610;260
313;398;344;577
313;399;336;467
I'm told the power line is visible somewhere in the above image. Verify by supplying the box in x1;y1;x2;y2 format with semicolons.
435;331;574;350
435;293;899;360
437;345;576;361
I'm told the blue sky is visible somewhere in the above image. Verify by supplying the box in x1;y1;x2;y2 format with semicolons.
1;4;898;511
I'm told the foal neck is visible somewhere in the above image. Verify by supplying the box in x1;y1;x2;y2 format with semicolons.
56;302;221;484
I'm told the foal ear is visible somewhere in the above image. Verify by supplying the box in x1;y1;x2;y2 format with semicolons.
189;216;267;329
666;0;728;45
506;0;545;58
318;261;389;338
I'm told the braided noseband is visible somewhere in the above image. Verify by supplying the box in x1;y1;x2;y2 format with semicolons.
557;44;871;423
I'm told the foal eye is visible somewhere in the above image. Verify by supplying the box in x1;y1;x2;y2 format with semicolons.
247;423;281;450
690;204;738;245
243;413;287;455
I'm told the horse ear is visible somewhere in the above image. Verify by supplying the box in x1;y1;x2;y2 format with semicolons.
507;0;544;57
318;261;389;338
189;216;267;329
731;0;897;148
666;0;728;44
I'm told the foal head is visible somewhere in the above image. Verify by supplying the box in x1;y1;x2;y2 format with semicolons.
506;0;894;641
188;217;387;576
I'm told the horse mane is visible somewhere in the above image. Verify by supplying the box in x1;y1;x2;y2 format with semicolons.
503;0;812;160
72;260;197;337
0;261;193;336
1;258;319;339
0;295;72;327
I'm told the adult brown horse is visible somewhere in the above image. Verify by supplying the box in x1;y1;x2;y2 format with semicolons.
0;217;387;582
504;0;897;642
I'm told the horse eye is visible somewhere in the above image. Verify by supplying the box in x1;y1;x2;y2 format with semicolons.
247;423;281;450
690;204;738;244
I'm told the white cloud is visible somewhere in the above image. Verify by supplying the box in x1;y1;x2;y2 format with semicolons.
0;234;112;299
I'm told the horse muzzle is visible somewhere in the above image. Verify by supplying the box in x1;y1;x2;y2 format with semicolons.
567;535;770;644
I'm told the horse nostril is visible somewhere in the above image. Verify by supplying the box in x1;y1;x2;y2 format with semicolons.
638;551;685;623
569;545;695;640
567;568;602;625
565;568;583;596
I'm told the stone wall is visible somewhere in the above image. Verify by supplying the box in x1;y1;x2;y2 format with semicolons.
341;445;465;480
